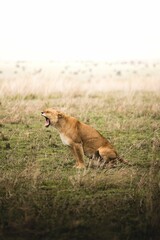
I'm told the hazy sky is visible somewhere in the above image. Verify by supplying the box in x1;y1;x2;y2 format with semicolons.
0;0;160;61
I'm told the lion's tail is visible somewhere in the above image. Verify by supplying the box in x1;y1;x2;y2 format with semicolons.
117;155;131;166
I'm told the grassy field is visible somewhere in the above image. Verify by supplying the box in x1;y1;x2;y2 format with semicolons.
0;61;160;240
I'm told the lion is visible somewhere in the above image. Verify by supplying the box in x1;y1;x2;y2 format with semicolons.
41;108;129;168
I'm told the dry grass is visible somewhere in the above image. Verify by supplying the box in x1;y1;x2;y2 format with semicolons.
0;60;160;97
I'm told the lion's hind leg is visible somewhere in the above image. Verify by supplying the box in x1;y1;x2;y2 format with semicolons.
97;146;119;168
98;145;130;166
98;146;117;161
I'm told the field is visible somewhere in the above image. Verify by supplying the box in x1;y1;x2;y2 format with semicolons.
0;61;160;240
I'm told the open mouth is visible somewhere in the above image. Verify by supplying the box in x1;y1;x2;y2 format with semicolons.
44;117;50;127
41;112;50;127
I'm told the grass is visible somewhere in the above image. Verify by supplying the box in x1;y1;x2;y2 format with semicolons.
0;61;160;240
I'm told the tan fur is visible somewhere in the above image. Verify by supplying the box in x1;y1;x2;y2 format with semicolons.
41;108;129;168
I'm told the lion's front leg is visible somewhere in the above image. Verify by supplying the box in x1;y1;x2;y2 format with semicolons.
70;143;85;169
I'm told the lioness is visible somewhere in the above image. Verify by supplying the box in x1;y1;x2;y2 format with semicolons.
41;108;129;168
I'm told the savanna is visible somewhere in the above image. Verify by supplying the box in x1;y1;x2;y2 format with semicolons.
0;60;160;240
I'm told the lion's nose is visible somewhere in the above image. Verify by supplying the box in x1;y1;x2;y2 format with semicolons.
41;112;44;115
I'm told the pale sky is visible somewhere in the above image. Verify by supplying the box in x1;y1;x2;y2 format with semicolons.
0;0;160;61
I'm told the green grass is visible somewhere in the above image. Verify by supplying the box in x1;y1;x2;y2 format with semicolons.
0;92;160;240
